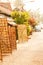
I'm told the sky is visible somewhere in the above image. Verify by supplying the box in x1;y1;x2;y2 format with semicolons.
23;0;43;14
0;0;43;14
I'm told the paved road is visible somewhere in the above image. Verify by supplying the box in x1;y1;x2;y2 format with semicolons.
0;30;43;65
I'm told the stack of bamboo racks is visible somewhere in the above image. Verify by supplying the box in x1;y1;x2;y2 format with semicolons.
0;18;17;61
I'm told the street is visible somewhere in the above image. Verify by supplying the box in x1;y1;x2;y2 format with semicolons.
0;30;43;65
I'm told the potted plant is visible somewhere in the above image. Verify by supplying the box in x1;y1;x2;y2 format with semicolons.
11;10;30;24
11;10;31;43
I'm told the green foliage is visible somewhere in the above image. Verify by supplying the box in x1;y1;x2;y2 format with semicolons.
24;22;32;36
11;10;32;36
11;10;30;24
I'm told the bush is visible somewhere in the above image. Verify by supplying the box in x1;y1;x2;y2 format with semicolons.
24;22;32;35
11;10;30;24
11;10;33;36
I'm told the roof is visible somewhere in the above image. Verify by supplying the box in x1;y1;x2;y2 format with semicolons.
0;2;12;16
0;2;12;10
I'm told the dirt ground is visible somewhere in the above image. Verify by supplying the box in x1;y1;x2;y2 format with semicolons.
0;30;43;65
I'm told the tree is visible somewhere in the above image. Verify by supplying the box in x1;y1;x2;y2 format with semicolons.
14;0;24;10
